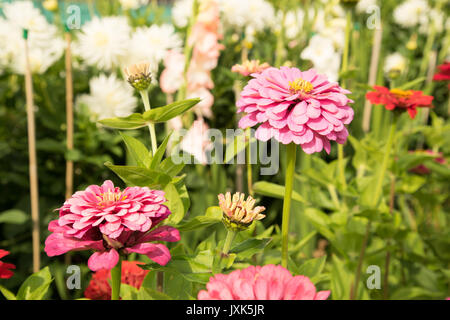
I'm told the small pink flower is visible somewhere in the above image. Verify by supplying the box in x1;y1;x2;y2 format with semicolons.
180;119;213;165
45;180;180;271
160;50;185;94
198;264;330;300
232;60;270;77
237;67;354;154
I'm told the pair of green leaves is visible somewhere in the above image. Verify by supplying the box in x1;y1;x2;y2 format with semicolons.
98;98;200;130
0;267;53;300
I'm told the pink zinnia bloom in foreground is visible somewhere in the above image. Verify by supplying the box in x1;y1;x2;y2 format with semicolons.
237;67;354;154
45;180;180;271
198;264;330;300
0;249;15;279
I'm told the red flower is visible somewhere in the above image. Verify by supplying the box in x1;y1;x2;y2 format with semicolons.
433;62;450;87
409;150;446;175
366;86;433;119
0;250;15;279
84;261;149;300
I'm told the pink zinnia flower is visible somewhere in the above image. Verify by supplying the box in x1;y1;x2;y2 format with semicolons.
237;67;354;154
0;249;15;279
45;180;180;271
198;264;330;300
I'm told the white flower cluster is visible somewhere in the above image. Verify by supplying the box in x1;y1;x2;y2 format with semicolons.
119;0;148;10
76;73;137;121
173;0;275;35
74;17;182;72
0;1;64;74
384;53;407;78
393;0;445;34
300;3;346;82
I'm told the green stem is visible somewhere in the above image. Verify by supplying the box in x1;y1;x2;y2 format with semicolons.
222;229;237;255
372;116;397;207
337;10;352;191
350;221;371;300
139;90;158;155
246;128;253;196
351;116;397;299
275;9;286;67
281;143;297;268
177;0;199;100
110;255;122;300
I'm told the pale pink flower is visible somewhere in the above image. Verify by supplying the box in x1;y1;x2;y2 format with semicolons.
160;50;185;94
198;264;330;300
45;180;180;271
180;119;213;165
187;86;214;118
231;60;270;77
237;67;354;154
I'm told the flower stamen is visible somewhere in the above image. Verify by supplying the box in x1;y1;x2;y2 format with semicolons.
289;78;314;94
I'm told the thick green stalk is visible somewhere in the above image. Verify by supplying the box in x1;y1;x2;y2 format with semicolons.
337;10;352;190
177;0;199;100
110;256;122;300
281;143;297;268
222;229;237;255
371;116;397;207
351;116;397;299
246;128;253;196
139;90;158;155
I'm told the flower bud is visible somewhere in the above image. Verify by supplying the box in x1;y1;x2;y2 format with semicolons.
218;192;265;231
124;62;152;91
43;0;58;12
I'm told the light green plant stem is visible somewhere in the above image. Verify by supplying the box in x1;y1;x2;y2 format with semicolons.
222;229;237;255
351;116;397;299
372;116;397;207
281;143;297;268
419;0;442;79
337;10;352;191
275;10;286;67
110;255;122;300
246;128;253;196
139;90;158;155
178;0;198;100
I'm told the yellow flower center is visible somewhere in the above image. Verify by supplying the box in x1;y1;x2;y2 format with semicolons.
390;88;413;99
289;78;314;94
97;191;126;206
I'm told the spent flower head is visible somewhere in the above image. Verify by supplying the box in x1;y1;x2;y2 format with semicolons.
218;192;265;231
124;61;153;91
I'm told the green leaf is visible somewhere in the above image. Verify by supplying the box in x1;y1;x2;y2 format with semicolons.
119;132;151;167
138;287;173;300
230;238;271;259
397;77;427;90
224;131;247;164
164;183;185;225
391;287;441;300
289;230;317;253
105;162;171;188
297;256;327;280
98;113;148;129
0;285;16;300
0;209;28;224
16;267;53;300
174;206;222;231
303;208;336;243
143;98;200;123
253;181;307;204
150;132;172;169
159;157;185;178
